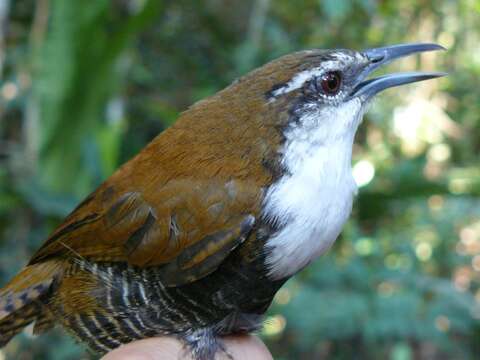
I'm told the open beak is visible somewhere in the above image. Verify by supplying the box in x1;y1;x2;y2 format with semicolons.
350;43;446;99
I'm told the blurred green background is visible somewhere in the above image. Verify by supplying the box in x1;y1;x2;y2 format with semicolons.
0;0;479;359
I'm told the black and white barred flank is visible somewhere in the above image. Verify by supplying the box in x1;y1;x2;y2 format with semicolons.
62;259;280;358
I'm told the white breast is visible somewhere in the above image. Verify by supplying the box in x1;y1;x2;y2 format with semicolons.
262;101;361;280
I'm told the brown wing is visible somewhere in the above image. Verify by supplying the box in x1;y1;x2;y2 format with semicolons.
28;178;261;286
26;77;282;287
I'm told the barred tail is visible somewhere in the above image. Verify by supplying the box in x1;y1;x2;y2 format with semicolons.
0;301;42;346
0;262;60;347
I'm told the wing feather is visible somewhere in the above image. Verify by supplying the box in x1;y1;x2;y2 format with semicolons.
28;179;260;286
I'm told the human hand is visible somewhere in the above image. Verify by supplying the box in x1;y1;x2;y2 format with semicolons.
101;334;273;360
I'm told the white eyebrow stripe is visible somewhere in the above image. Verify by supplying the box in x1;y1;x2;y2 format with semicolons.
270;67;322;98
270;60;339;98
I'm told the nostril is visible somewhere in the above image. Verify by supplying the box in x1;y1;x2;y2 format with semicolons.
369;54;385;63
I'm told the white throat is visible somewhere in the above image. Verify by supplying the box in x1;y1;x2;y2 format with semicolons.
263;99;363;279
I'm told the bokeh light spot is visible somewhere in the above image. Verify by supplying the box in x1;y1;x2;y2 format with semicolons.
415;242;432;261
355;237;374;256
435;315;450;332
427;143;451;162
352;160;375;187
274;288;292;305
1;82;18;100
472;255;480;272
262;315;286;337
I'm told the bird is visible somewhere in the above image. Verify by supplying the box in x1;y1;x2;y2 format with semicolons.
0;43;444;360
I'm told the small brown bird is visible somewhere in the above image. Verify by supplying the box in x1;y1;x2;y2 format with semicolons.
0;43;444;359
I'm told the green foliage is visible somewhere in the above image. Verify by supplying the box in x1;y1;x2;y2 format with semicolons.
32;0;163;195
1;0;479;359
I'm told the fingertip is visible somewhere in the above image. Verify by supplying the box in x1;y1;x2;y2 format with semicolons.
101;337;184;360
101;335;272;360
223;335;273;360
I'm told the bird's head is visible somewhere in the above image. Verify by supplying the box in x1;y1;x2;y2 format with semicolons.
220;43;445;150
173;43;445;182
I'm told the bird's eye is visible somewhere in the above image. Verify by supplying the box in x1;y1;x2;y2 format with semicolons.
319;71;342;95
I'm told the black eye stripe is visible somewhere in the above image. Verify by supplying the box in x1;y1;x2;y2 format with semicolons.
310;76;320;92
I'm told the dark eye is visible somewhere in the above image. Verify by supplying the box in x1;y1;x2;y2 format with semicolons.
319;71;342;95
